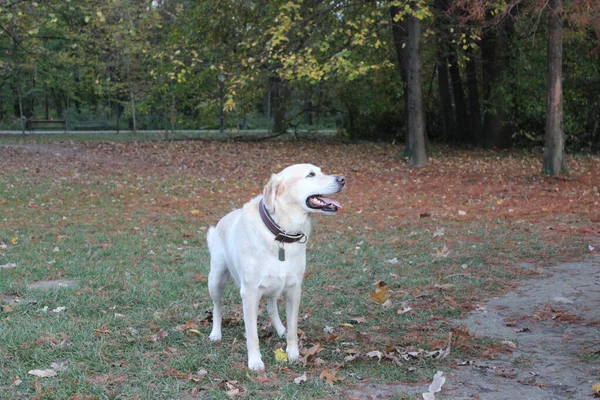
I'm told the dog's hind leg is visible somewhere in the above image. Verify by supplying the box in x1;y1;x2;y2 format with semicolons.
207;228;229;342
208;261;229;342
267;297;286;338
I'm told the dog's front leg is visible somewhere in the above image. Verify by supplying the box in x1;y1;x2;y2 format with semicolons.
284;286;301;361
241;289;264;371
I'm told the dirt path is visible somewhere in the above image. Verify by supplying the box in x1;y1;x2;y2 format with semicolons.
346;255;600;400
444;255;600;399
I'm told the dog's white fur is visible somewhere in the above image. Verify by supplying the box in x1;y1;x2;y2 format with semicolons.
207;164;345;371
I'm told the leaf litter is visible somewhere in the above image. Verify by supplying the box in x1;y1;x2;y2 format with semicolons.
1;141;599;398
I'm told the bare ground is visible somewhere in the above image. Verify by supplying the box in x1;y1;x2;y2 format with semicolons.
346;254;600;399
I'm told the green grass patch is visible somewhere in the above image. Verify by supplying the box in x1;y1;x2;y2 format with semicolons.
0;142;592;399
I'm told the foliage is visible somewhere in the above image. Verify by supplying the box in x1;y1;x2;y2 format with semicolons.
0;0;599;151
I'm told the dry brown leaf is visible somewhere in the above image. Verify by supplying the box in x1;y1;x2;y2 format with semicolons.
369;281;391;304
28;369;57;378
344;349;361;362
302;343;322;357
592;382;600;397
320;368;342;384
366;350;383;361
293;373;307;384
185;320;199;330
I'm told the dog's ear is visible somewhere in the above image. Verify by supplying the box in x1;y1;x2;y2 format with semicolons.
263;174;282;214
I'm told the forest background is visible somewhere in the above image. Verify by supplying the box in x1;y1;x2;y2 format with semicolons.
1;0;599;171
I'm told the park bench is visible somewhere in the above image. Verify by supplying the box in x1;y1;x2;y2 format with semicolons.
74;120;109;130
25;120;66;132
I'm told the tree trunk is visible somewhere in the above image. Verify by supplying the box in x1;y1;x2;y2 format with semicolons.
465;49;483;140
448;51;470;142
272;77;288;134
406;9;428;166
437;50;455;142
543;0;564;175
304;96;313;126
390;5;409;145
17;83;25;134
130;87;137;132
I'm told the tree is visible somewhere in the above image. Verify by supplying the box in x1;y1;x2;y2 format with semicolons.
405;6;428;166
542;0;564;175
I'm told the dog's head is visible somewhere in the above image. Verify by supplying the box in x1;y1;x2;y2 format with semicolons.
263;164;345;215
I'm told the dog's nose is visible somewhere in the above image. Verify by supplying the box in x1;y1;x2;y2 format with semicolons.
336;175;346;185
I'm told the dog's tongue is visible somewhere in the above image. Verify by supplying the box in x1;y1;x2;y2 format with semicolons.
317;196;342;209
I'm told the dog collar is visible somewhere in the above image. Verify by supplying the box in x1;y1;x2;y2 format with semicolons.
259;198;307;244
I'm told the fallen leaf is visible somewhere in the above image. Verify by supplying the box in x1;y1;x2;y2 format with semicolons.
344;349;361;362
151;329;169;342
382;298;393;308
28;369;57;378
422;371;446;400
323;325;334;333
52;306;67;313
339;322;354;328
592;382;600;397
350;316;367;324
302;343;322;357
185;320;199;329
294;373;307;384
386;257;399;264
274;348;288;363
432;245;450;258
369;281;391;303
50;362;68;372
366;350;383;361
2;305;13;313
320;368;342;384
433;227;445;238
397;304;412;315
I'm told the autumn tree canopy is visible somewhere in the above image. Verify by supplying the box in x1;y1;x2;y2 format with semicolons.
1;0;600;167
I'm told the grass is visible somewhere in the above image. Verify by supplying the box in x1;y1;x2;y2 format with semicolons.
0;139;596;399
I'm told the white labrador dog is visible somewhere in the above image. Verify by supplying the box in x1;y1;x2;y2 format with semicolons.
207;164;345;371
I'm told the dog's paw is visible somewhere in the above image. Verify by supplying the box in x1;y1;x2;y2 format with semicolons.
209;331;222;342
286;346;300;361
248;359;265;372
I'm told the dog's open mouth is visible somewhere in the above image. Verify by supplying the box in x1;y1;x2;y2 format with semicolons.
306;195;342;212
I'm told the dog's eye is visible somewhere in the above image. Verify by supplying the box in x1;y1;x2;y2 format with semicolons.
306;171;316;178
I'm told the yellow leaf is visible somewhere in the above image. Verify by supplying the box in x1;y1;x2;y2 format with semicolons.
190;209;200;215
274;348;288;363
593;382;600;397
188;329;202;336
10;237;17;244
